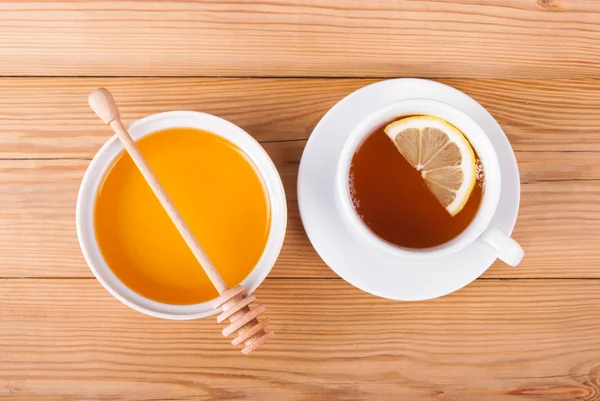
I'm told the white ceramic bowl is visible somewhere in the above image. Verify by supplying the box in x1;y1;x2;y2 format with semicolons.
76;111;287;320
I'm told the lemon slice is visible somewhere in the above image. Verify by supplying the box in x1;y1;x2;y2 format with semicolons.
384;116;477;216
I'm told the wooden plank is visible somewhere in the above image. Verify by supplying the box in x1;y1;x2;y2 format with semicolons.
0;1;599;78
1;148;599;279
0;278;599;400
2;78;600;158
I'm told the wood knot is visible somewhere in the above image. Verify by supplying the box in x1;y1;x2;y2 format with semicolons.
537;0;558;9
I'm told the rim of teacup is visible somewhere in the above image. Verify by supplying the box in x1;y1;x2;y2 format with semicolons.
76;111;287;320
336;98;502;260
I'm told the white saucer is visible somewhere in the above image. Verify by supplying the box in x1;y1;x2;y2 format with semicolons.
297;79;520;301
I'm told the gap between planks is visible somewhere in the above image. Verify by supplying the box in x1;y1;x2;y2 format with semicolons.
2;277;600;281
0;138;310;161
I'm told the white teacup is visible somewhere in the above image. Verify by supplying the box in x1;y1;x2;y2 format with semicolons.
336;99;524;266
76;111;287;320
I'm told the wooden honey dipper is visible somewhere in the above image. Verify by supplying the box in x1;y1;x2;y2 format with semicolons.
88;88;274;354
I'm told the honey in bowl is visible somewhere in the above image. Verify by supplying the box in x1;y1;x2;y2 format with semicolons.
94;127;270;305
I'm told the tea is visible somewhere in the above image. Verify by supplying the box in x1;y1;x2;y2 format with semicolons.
95;127;270;305
349;119;483;249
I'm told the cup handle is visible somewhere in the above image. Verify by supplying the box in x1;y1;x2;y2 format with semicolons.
479;226;524;267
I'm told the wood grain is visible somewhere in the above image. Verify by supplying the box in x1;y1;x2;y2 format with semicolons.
1;278;600;400
1;147;599;279
1;1;600;78
2;78;600;159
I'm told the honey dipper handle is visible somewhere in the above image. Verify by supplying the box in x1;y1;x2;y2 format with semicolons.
88;88;228;294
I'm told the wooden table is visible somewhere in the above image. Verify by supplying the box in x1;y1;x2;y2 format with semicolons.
1;1;600;400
